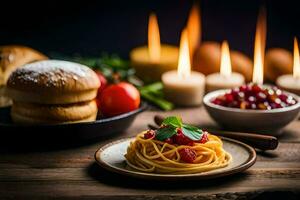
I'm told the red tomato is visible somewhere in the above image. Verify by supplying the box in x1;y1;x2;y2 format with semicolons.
94;70;108;93
173;129;193;145
178;148;197;163
199;132;209;143
100;82;140;117
94;70;108;108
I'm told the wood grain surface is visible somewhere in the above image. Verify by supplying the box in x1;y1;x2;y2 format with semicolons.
0;107;300;199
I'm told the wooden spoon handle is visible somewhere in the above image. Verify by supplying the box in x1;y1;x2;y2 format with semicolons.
154;115;278;150
154;115;164;126
205;129;278;150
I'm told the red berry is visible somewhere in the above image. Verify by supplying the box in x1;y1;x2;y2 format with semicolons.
211;98;223;105
231;88;239;98
278;94;288;103
224;93;234;103
252;84;262;93
173;129;193;145
211;98;219;104
256;92;267;102
239;85;248;92
237;92;245;101
199;132;209;143
179;148;197;163
247;96;256;103
144;130;155;139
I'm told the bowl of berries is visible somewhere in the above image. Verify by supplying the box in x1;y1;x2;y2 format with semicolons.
203;83;300;135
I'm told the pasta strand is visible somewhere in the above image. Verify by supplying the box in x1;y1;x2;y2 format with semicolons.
125;132;232;174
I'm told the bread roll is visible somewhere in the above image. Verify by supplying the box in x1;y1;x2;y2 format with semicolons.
192;41;253;82
265;48;293;82
7;60;100;104
0;45;47;107
11;100;97;122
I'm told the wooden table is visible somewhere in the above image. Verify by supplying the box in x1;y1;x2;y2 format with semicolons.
1;107;300;199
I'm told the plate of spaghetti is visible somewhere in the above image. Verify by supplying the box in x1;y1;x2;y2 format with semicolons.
95;116;256;180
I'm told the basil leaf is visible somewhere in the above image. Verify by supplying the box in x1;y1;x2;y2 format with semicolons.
162;116;182;128
155;126;177;141
182;125;203;141
183;124;200;131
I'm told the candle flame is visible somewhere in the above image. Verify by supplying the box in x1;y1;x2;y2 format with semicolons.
187;3;201;58
293;37;300;79
252;7;267;84
177;29;191;78
148;13;161;62
220;41;232;77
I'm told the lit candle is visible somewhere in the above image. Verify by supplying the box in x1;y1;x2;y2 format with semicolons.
205;41;245;92
162;29;205;106
276;37;300;95
187;3;201;59
130;13;179;83
252;7;267;85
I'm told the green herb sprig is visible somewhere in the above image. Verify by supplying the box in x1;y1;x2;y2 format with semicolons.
73;54;136;83
139;82;174;111
155;116;203;141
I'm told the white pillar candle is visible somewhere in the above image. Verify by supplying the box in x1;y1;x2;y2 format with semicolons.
276;37;300;95
162;29;205;106
205;41;245;92
162;70;205;106
206;72;245;92
276;75;300;95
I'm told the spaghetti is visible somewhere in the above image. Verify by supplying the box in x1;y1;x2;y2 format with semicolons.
125;132;232;174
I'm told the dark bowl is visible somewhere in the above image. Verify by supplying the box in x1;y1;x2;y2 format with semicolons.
0;102;147;144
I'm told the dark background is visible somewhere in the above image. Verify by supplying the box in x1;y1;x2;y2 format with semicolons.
0;0;299;58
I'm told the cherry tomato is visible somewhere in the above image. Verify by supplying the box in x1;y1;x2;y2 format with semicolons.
100;82;140;117
179;148;197;163
94;70;108;93
94;70;108;108
199;132;209;143
173;129;193;145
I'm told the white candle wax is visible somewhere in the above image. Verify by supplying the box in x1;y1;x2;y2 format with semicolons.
206;72;245;93
162;70;205;106
276;74;300;95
